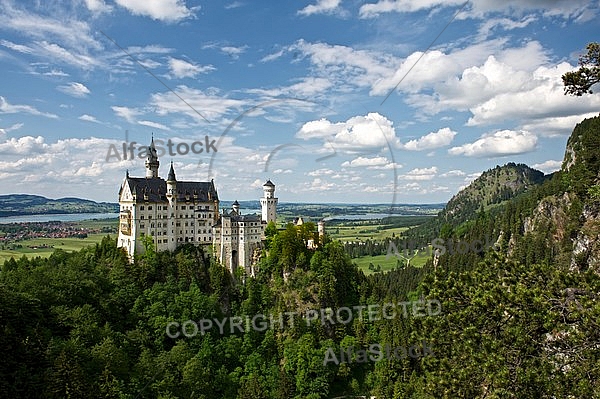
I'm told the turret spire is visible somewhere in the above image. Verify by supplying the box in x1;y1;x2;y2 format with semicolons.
145;134;159;178
167;161;176;182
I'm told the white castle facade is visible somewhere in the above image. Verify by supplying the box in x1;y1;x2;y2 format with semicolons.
117;139;277;275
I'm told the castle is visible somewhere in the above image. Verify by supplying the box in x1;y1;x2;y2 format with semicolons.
117;138;278;275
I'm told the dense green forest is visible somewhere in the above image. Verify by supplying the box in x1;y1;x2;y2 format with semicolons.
2;116;600;398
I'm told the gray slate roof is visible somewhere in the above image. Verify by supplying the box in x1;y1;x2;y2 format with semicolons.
123;177;218;203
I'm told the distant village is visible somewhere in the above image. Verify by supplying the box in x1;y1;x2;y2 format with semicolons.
0;221;115;246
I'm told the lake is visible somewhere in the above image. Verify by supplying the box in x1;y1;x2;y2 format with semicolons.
323;213;398;221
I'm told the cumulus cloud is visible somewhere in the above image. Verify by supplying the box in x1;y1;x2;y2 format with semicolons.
521;113;600;137
57;82;91;98
448;130;537;158
399;166;438;181
397;41;599;133
298;0;346;16
341;156;400;170
220;46;248;59
465;62;600;126
532;160;562;174
114;0;195;22
402;127;457;151
167;57;215;79
84;0;113;14
78;114;100;123
296;112;401;150
440;169;465;177
0;136;48;155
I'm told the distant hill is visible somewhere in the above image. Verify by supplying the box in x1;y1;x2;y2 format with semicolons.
0;194;119;217
401;162;548;242
440;162;547;226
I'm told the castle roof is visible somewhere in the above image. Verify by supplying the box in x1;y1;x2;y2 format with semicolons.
124;177;218;202
167;162;176;182
213;210;261;226
263;180;275;187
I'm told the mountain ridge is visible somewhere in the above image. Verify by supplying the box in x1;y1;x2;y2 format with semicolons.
0;194;119;217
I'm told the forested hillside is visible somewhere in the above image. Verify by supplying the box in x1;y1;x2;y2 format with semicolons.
2;116;600;398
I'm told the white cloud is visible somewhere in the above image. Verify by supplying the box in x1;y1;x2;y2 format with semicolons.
359;0;463;18
78;114;100;123
225;2;244;9
532;160;562;174
111;106;142;123
477;15;537;38
42;69;69;77
465;62;600;126
167;57;215;79
521;112;600;137
84;0;113;14
247;77;333;98
399;166;438;181
440;169;465;177
342;156;389;167
341;156;401;170
298;0;346;17
57;82;91;98
138;120;171;131
397;41;599;134
296;112;402;150
403;127;456;151
358;0;595;20
273;169;293;174
0;2;101;52
260;49;285;63
307;168;336;177
221;45;248;59
0;122;24;136
448;130;537;158
114;0;195;22
0;135;48;155
0;96;58;119
0;39;33;54
289;39;398;93
149;85;247;122
36;41;99;70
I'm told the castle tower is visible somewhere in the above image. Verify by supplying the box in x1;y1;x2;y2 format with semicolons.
260;180;278;223
145;137;159;178
166;162;177;199
232;200;240;214
166;162;177;251
318;220;325;238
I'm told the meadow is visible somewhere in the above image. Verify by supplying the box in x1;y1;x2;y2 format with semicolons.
326;218;432;275
0;233;110;264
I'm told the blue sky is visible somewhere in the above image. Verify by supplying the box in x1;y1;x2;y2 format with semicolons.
0;0;598;205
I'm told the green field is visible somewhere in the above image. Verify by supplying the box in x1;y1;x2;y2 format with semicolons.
352;250;431;275
329;225;410;241
74;217;118;229
0;233;110;264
